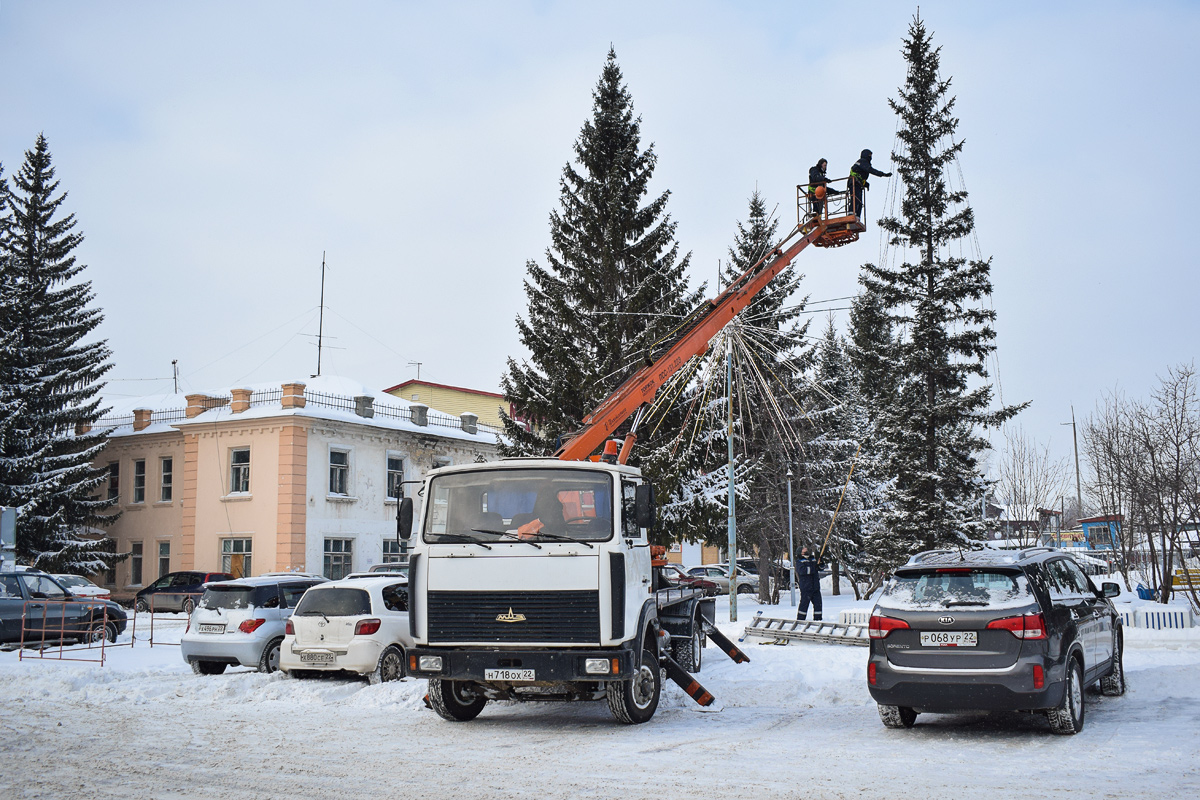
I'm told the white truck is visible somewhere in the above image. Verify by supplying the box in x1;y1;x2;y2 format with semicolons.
401;206;854;723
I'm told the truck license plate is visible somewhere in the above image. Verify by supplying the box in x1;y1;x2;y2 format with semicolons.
197;623;225;634
920;631;977;647
484;668;535;681
300;651;335;664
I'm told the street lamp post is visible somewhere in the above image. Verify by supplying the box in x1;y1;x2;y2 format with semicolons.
786;467;796;607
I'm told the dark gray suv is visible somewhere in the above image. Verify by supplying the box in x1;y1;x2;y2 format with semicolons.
867;548;1125;735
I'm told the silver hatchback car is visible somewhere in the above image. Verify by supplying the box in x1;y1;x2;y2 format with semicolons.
181;574;326;675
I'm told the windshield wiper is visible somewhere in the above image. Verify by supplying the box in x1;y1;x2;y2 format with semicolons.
429;532;492;550
526;531;594;549
490;531;543;549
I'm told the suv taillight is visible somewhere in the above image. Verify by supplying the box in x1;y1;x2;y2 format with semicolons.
986;612;1047;640
239;618;266;634
285;619;294;635
869;614;910;639
354;618;381;636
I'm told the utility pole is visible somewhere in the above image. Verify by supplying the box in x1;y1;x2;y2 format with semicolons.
316;251;327;377
172;359;179;394
786;466;796;607
727;339;737;622
1062;407;1083;526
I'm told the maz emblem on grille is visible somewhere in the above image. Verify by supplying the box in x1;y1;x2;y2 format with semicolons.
938;615;955;625
496;608;527;623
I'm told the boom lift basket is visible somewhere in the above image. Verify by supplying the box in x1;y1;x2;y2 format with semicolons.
797;177;866;248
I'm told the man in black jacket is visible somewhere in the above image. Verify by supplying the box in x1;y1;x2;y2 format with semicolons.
807;158;841;218
848;149;891;218
795;546;823;621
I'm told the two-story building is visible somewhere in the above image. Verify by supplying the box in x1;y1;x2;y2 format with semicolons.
91;376;500;592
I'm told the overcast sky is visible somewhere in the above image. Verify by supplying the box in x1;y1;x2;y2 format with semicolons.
2;1;1197;476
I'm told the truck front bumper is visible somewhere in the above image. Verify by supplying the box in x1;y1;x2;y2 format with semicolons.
406;646;635;682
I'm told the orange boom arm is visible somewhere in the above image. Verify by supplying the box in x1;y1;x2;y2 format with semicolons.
554;220;828;462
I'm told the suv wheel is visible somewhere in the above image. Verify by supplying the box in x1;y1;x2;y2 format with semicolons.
878;704;917;729
258;636;284;674
1048;658;1085;735
1100;633;1126;696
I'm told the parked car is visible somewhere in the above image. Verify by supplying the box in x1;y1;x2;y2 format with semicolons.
684;565;759;594
659;563;719;595
52;574;111;600
0;570;128;644
134;571;233;614
867;547;1125;735
280;575;411;684
367;562;409;576
181;573;327;675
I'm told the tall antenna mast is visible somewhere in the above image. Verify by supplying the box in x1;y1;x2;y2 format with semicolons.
172;359;179;394
317;251;326;377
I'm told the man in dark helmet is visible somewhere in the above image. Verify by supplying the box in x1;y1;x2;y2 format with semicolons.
848;149;892;218
807;158;841;218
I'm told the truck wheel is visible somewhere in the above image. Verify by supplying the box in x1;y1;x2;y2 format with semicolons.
428;679;487;721
607;646;660;724
1048;657;1085;735
671;627;703;673
877;704;917;728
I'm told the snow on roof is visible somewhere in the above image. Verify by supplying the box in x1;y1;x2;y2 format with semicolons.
95;375;503;446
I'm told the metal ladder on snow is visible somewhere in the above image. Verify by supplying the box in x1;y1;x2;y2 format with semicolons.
741;612;871;647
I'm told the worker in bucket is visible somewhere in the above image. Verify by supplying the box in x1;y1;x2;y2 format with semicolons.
807;158;841;218
795;546;823;621
847;149;892;218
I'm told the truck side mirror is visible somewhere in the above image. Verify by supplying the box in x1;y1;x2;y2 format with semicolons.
397;497;414;540
635;484;656;531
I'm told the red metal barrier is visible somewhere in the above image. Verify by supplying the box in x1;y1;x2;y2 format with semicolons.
17;599;133;666
141;592;203;647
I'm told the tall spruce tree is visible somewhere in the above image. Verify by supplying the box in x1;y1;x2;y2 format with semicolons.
500;50;702;481
859;17;1024;562
0;134;119;572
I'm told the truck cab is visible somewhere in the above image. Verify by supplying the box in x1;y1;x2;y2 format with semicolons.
403;457;699;723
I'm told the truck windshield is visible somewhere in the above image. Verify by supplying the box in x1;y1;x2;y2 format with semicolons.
424;468;614;544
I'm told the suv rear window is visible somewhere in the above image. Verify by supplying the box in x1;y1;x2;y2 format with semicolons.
199;585;280;610
882;569;1034;610
294;587;371;617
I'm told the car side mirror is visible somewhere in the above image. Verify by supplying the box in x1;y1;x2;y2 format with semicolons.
635;484;656;531
397;497;414;540
1102;582;1120;598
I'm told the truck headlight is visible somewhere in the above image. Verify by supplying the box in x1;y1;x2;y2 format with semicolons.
418;655;443;671
585;658;611;674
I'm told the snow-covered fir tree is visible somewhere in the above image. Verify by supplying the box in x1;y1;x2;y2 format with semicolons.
859;16;1025;563
0;135;119;572
499;50;702;505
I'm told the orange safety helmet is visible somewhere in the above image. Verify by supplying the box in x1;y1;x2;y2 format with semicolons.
813;185;826;200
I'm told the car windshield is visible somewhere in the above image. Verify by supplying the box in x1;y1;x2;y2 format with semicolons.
199;585;279;610
882;569;1034;610
295;588;371;617
424;468;614;544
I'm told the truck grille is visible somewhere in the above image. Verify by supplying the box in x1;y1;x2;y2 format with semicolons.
427;590;600;644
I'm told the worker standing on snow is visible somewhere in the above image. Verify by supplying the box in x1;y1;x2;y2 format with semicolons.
795;546;823;621
807;158;841;218
847;149;891;218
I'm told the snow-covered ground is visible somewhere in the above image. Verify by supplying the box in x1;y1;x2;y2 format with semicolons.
2;589;1199;799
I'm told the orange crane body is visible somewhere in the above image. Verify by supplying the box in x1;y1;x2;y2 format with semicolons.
554;218;832;463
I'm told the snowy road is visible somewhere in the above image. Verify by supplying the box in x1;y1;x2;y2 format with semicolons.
2;602;1199;799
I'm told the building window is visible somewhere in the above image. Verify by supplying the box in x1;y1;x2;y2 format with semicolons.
130;541;143;585
160;457;173;502
132;460;146;504
386;455;404;501
107;462;120;501
324;538;353;580
382;538;408;564
329;449;349;495
230;448;250;494
221;538;253;578
158;541;170;579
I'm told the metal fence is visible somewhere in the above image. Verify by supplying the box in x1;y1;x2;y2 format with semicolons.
17;599;134;666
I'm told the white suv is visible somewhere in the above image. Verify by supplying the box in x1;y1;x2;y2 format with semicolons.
182;574;326;675
280;575;411;684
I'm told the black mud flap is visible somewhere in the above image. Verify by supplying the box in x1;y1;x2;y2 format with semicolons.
703;621;750;664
